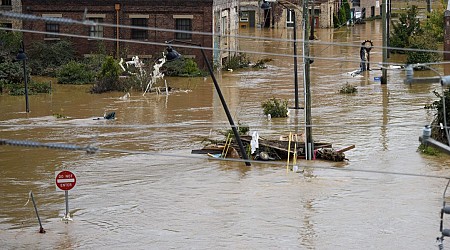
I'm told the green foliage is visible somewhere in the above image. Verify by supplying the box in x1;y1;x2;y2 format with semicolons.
406;34;441;64
334;0;351;27
223;53;250;70
417;144;441;156
0;30;22;63
424;88;450;144
220;122;250;137
422;6;444;43
390;5;421;53
57;61;95;84
27;40;75;76
2;80;51;96
29;81;51;94
261;97;289;118
90;56;122;93
0;60;24;86
162;58;205;77
252;58;273;69
339;83;357;94
99;56;120;79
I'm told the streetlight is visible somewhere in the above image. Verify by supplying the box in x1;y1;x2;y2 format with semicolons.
16;43;29;113
165;40;251;166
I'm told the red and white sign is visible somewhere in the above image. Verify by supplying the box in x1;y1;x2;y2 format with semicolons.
55;170;77;191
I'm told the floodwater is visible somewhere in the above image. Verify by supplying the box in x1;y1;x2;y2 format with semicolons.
1;20;450;249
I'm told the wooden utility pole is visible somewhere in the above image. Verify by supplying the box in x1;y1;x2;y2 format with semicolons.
381;0;388;84
445;2;450;61
303;0;313;160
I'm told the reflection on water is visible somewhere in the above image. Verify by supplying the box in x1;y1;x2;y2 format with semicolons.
1;20;450;249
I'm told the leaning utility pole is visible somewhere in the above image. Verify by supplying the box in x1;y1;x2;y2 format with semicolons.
303;0;313;160
381;0;388;84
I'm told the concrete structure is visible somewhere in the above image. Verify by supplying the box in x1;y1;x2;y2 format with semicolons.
20;0;239;68
0;0;22;29
239;0;335;29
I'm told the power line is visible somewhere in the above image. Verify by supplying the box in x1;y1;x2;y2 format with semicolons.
1;11;449;64
1;138;449;180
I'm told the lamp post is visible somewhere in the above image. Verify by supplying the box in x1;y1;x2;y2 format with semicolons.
16;44;29;113
165;40;251;166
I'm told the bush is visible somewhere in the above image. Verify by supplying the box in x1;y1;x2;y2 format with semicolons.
57;61;95;84
406;34;441;64
261;97;289;118
390;5;421;53
424;88;450;144
223;53;250;70
28;40;75;76
339;83;357;94
0;30;22;63
90;56;122;93
162;58;205;77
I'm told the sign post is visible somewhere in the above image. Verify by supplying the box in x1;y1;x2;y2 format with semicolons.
55;170;76;222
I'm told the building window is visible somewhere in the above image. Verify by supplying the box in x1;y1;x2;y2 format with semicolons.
1;0;12;6
240;11;249;22
0;23;12;29
89;18;104;38
45;23;60;39
352;0;360;7
131;18;148;40
286;9;294;28
175;19;192;40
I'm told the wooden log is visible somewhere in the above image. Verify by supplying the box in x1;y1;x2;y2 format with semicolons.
336;145;355;153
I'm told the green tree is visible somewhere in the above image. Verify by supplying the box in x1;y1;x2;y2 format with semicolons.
27;40;75;76
91;56;123;93
406;33;441;64
422;5;444;43
390;5;421;53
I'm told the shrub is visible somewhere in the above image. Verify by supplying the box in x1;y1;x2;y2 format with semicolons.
28;40;75;76
339;83;357;94
390;5;421;53
223;53;250;70
261;97;289;118
91;56;122;93
253;58;273;69
162;58;205;77
57;61;95;84
406;34;440;64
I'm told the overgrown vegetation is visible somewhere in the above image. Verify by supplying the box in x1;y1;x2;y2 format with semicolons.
223;53;251;70
27;40;75;77
339;83;357;94
220;122;250;137
90;56;123;93
334;0;351;28
57;61;95;84
417;143;441;156
390;4;442;64
261;97;289;118
162;58;205;77
424;88;450;144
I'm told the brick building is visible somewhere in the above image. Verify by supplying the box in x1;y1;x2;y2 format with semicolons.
20;0;239;68
0;0;22;29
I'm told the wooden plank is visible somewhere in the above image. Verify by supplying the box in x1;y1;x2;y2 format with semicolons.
336;145;355;153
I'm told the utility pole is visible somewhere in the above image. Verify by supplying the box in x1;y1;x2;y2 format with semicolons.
293;9;299;109
381;0;388;84
303;0;313;160
309;0;315;40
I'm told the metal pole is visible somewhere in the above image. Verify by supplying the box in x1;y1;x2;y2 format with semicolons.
293;9;299;109
23;59;29;113
381;0;388;84
303;0;313;160
65;190;69;219
30;191;45;233
199;48;251;166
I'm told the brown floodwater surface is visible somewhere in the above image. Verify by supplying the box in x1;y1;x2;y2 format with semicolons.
1;20;450;249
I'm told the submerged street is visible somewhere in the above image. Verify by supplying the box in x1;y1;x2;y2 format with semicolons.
1;20;450;249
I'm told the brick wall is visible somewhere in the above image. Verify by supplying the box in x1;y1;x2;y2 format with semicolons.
21;0;214;67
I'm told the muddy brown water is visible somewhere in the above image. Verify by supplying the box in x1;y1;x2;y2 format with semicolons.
1;20;450;249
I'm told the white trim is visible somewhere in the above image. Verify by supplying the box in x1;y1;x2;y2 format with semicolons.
86;14;106;18
173;15;194;19
42;14;62;18
129;14;149;19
